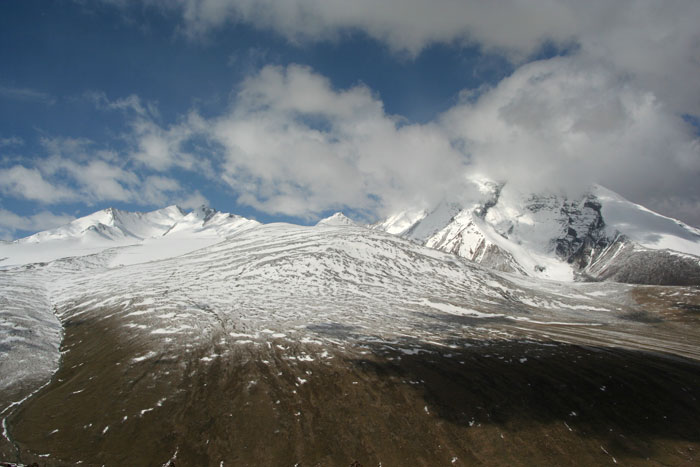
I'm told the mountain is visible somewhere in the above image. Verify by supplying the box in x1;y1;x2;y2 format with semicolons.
21;205;186;244
1;204;700;465
0;205;259;268
315;212;356;227
374;181;700;285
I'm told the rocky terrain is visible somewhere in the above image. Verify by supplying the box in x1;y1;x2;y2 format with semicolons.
375;181;700;285
0;206;699;465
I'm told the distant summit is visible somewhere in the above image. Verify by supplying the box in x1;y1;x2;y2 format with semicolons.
316;212;356;227
3;188;700;286
373;179;700;286
0;205;259;267
187;205;217;223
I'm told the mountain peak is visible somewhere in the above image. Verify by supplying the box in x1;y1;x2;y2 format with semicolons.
163;204;187;216
188;205;217;223
374;181;700;285
2;204;260;267
316;212;356;227
101;206;119;222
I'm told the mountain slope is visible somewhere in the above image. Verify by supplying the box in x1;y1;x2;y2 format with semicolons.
0;205;259;268
581;235;700;285
1;212;700;465
375;181;700;285
3;217;698;407
316;212;356;227
21;205;185;244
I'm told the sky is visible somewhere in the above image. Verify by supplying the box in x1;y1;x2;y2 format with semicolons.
0;0;699;240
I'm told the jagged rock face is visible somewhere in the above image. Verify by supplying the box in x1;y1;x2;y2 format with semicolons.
427;217;526;275
552;199;700;286
375;181;700;286
582;236;700;286
497;193;609;269
473;242;526;274
191;205;217;223
552;198;609;268
414;201;529;276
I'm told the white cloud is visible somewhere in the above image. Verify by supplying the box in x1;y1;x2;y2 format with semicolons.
441;56;700;222
144;0;575;56
82;0;700;225
174;190;210;209
211;64;466;217
104;62;697;225
6;136;196;210
127;0;700;116
27;0;700;226
39;137;142;203
84;92;206;173
39;136;91;156
129;112;215;175
49;157;140;202
131;120;191;171
0;208;75;240
0;165;77;204
141;175;183;205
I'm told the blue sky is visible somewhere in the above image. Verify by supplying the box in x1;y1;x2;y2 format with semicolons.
1;0;699;239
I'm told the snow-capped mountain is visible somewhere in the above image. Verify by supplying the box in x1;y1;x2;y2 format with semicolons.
20;205;186;244
374;180;700;285
315;212;356;227
2;202;700;465
4;183;699;285
0;205;259;267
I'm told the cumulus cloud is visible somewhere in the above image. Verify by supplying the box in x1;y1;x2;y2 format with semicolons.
20;0;700;226
174;190;211;209
39;136;144;203
442;58;700;200
129;114;211;173
44;156;140;202
97;61;697;225
0;165;77;203
127;0;700;116
141;175;182;205
84;91;214;174
441;57;700;223
142;0;575;56
83;65;465;218
210;64;466;217
223;63;698;224
0;135;194;212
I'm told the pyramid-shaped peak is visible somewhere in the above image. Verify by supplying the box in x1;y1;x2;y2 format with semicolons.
316;212;356;227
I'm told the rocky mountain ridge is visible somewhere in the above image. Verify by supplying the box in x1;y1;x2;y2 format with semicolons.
374;181;700;285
